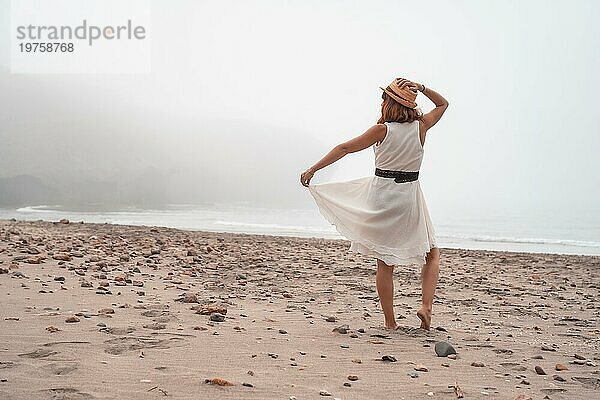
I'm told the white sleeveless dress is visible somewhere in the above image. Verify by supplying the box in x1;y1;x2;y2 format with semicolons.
308;120;437;266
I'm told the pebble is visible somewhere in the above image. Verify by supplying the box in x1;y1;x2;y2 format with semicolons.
205;377;234;386
435;341;456;357
471;362;485;367
279;329;287;334
65;316;80;323
414;365;428;372
332;324;349;334
347;375;358;381
210;313;225;322
319;390;332;396
534;365;546;375
382;355;397;362
182;293;198;303
555;363;568;371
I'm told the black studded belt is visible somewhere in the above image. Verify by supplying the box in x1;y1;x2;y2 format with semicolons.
375;168;419;183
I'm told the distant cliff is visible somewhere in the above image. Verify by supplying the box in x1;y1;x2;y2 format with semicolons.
0;175;58;206
0;171;168;208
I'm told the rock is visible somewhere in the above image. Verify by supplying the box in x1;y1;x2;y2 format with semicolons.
181;293;198;303
414;365;428;372
54;276;65;282
279;329;287;334
382;355;397;362
210;313;225;322
319;390;331;396
555;363;568;371
435;341;456;357
46;326;60;332
241;382;253;387
196;305;228;315
534;365;546;375
26;256;43;264
325;316;336;322
52;253;72;261
347;375;358;381
553;375;566;382
65;316;80;323
143;323;166;330
541;344;557;352
471;362;485;367
332;324;349;334
59;219;70;224
573;354;586;360
98;308;115;315
205;377;234;386
132;280;144;287
408;372;418;378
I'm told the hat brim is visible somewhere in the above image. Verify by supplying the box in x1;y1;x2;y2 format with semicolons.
380;86;418;109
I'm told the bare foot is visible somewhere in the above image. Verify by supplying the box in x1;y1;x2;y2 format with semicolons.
417;307;431;330
384;323;399;330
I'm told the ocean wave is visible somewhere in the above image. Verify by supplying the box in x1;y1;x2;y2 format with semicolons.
15;205;62;213
437;233;600;248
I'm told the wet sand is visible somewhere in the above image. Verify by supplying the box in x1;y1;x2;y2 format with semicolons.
0;219;598;399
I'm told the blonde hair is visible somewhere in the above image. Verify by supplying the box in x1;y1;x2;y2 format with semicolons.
377;91;423;124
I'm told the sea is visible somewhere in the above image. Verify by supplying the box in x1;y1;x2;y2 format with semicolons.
1;203;599;256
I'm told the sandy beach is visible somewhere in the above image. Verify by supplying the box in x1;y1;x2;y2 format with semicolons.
0;219;598;400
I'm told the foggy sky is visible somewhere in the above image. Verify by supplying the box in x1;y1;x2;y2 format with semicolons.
0;0;599;219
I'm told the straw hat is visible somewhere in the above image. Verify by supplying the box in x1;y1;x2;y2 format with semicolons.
380;78;418;109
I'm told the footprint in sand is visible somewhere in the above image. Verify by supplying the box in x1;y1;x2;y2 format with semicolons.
18;348;59;359
41;362;79;375
103;336;188;355
99;326;136;335
39;387;96;400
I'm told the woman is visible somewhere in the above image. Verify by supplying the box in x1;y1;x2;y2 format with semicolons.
300;77;449;330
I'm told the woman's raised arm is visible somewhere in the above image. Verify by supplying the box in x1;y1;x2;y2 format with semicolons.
417;84;449;131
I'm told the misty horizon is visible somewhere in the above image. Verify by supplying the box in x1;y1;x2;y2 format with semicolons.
1;0;599;221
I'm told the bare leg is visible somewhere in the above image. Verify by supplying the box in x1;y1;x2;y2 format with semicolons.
418;247;440;330
376;259;397;329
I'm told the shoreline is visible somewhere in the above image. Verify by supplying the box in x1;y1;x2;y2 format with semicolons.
1;218;599;399
1;217;598;259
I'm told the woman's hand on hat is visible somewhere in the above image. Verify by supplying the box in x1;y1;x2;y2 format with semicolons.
300;168;315;187
397;78;423;92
